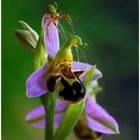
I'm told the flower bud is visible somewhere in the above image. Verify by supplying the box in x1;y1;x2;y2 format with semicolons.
14;29;36;52
14;20;39;52
18;20;38;42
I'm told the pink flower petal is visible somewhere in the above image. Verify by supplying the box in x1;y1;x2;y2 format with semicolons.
42;15;59;57
26;64;49;97
27;114;64;128
72;61;102;81
25;99;68;127
85;97;119;134
29;119;45;128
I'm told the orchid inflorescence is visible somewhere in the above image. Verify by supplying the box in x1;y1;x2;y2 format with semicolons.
15;4;119;140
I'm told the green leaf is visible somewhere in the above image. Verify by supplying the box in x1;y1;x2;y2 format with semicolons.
19;20;39;42
83;65;96;89
54;100;85;140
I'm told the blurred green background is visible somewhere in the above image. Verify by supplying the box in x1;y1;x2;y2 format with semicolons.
2;0;138;140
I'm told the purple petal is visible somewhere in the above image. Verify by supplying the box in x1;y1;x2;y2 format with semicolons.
25;99;68;127
26;64;50;97
26;105;45;127
25;105;45;127
26;105;45;120
85;97;119;134
42;15;59;57
26;113;64;128
72;61;102;81
30;119;45;127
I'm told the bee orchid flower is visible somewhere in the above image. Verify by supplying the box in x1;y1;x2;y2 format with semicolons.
26;14;102;101
15;4;119;140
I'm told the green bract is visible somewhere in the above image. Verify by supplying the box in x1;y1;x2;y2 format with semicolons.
54;100;85;140
34;29;46;70
83;65;96;89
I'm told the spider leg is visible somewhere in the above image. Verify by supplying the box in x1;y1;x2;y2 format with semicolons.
54;1;58;12
59;14;74;33
53;20;66;40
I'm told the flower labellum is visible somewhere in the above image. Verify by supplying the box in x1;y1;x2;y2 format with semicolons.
26;15;102;99
44;35;88;102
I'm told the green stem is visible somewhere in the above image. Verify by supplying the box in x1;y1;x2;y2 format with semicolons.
41;92;55;140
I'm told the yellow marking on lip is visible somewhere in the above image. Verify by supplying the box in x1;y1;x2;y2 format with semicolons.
62;56;72;62
52;59;72;73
